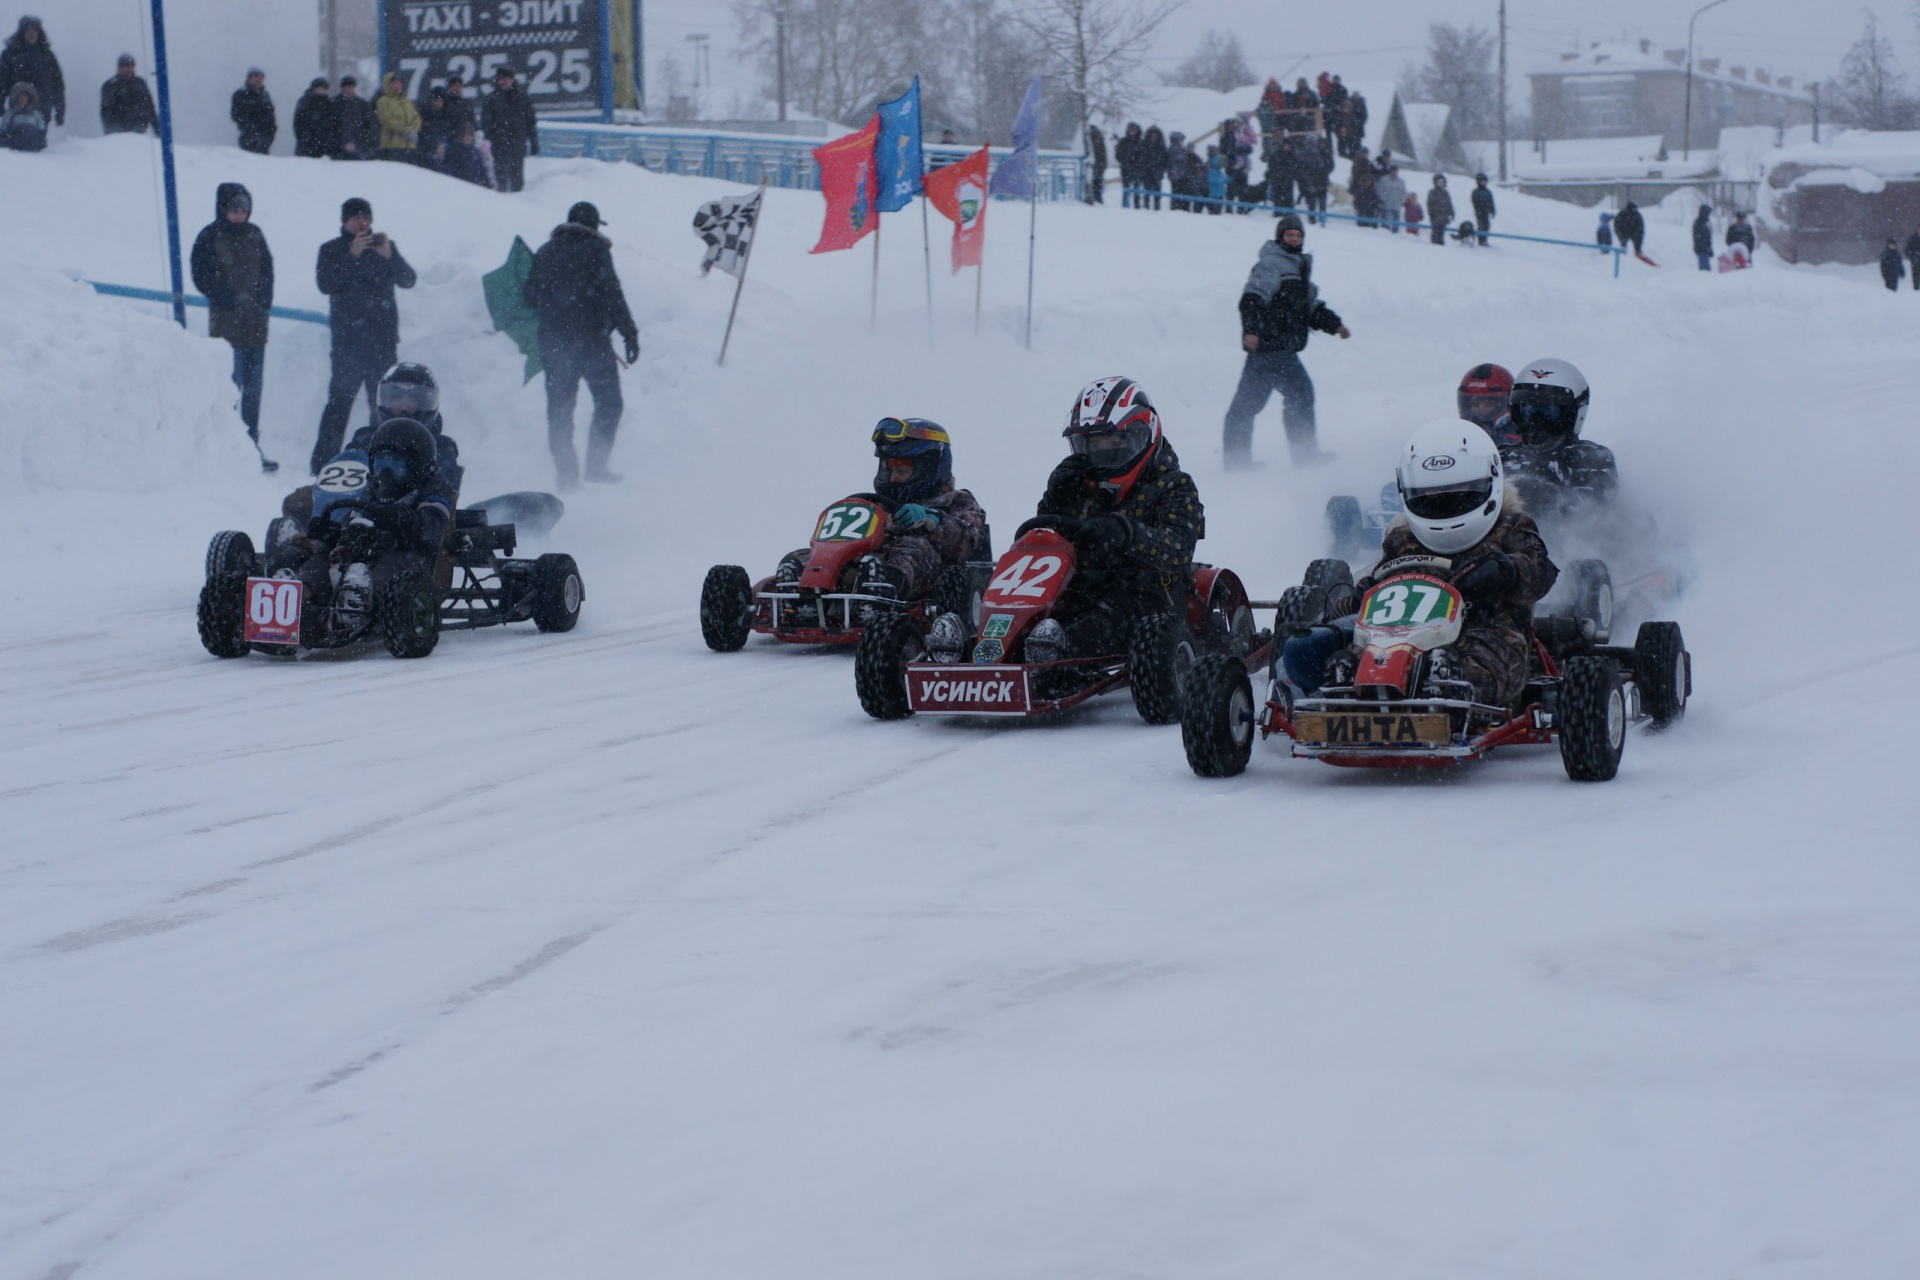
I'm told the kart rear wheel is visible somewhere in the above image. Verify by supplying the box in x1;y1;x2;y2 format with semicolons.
855;613;923;720
1182;654;1255;777
1325;495;1363;547
1568;559;1613;643
933;564;983;630
1129;613;1198;725
700;565;754;652
196;569;250;658
1633;620;1689;724
1559;656;1626;781
379;565;441;659
532;553;584;633
1303;557;1354;593
205;530;258;581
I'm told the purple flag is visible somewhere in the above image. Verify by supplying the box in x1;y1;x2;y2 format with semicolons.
989;76;1042;198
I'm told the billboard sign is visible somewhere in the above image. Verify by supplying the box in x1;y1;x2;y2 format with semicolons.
382;0;612;117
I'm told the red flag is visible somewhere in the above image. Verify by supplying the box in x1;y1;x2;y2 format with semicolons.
923;145;989;273
810;116;880;254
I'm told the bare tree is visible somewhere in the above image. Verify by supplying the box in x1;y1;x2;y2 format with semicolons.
1827;12;1918;129
653;52;697;123
1164;29;1254;93
1400;22;1498;140
1011;0;1186;138
733;0;944;124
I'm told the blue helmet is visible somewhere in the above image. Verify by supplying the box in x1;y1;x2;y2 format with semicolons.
872;417;952;504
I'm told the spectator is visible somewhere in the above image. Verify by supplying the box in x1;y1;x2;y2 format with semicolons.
99;53;155;135
311;196;417;473
1403;189;1422;235
416;85;452;170
332;76;378;160
0;16;61;130
1206;145;1226;213
1224;215;1350;467
1115;122;1143;209
1316;70;1334;101
1287;76;1318;109
1426;174;1454;245
524;201;639;489
443;75;477;138
1085;123;1105;204
1692;203;1713;270
292;77;331;157
1138;125;1168;210
230;68;276;154
1220;117;1254;209
1880;239;1904;290
1905;227;1920;289
1295;132;1332;225
1612;199;1644;257
1373;165;1407;232
1267;129;1298;210
1338;91;1367;160
1471;172;1497;245
1729;211;1757;258
1595;210;1613;250
1255;78;1286;191
375;73;420;162
443;120;490;188
1323;75;1349;113
1;79;44;149
1347;149;1377;225
481;65;538;192
188;183;274;457
1167;131;1199;211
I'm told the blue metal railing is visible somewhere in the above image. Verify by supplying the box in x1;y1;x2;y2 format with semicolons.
1117;188;1630;276
538;124;1087;202
87;281;331;327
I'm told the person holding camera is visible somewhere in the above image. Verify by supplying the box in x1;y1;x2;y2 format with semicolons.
310;196;417;474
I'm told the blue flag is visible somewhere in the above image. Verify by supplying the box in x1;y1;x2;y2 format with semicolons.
989;76;1042;199
874;77;924;213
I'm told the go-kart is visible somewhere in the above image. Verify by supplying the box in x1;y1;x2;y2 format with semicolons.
195;444;581;661
856;513;1269;723
699;494;994;652
1182;554;1690;781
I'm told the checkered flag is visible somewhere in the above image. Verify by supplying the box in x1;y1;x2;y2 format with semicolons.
693;190;763;279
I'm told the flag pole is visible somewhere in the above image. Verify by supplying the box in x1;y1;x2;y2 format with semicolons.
974;259;983;338
1023;152;1037;350
870;216;881;333
717;180;767;367
921;191;934;340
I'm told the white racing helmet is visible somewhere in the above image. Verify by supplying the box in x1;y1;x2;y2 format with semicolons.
1508;357;1590;449
1397;419;1504;554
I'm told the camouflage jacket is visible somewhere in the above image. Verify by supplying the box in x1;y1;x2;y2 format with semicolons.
1036;440;1204;591
1379;507;1558;635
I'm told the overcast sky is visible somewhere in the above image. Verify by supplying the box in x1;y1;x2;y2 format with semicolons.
641;0;1908;118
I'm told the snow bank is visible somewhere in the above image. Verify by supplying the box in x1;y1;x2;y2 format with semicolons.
0;261;257;494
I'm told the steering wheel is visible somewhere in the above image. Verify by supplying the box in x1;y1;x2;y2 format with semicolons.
1013;514;1084;539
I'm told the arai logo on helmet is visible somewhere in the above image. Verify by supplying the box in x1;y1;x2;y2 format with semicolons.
1421;455;1457;471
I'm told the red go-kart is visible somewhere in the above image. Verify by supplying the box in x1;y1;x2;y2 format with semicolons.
700;494;992;652
855;514;1269;723
1181;555;1691;781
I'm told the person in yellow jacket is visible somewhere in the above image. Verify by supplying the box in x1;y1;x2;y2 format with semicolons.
375;73;419;162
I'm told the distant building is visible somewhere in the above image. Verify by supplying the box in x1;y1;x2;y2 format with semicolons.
1759;131;1920;266
1530;40;1814;154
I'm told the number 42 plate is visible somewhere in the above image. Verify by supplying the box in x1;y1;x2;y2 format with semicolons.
244;577;303;645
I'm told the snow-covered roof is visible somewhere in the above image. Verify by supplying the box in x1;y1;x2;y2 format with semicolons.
1400;103;1451;167
1764;130;1920;183
1093;84;1264;146
1530;40;1811;102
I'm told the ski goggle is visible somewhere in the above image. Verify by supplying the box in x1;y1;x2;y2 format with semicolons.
1509;386;1585;445
1066;417;1152;470
872;417;949;447
378;383;439;418
1401;478;1494;521
371;451;420;488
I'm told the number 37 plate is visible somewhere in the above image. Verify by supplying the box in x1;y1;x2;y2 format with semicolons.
243;577;303;645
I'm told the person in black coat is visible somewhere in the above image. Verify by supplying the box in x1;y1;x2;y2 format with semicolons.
331;76;378;160
481;66;539;192
443;77;479;137
1224;215;1350;467
1613;200;1645;257
1904;229;1920;290
0;16;61;128
292;78;331;157
231;68;276;154
1426;174;1455;244
1692;204;1713;270
1881;240;1905;291
188;183;274;456
1728;212;1756;255
1138;125;1168;210
1115;122;1143;209
310;197;417;473
442;120;490;188
1085;123;1106;204
1470;173;1497;245
416;86;452;171
523;201;639;488
100;54;156;133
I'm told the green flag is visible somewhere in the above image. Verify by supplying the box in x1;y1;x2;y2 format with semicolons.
483;236;541;383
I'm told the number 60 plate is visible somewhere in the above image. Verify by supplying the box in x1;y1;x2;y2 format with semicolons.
243;577;303;646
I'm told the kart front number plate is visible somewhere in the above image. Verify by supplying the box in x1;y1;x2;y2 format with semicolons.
244;577;303;645
907;665;1031;715
1294;711;1451;746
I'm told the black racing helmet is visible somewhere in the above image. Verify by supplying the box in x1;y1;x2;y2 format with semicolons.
376;362;441;432
368;417;438;502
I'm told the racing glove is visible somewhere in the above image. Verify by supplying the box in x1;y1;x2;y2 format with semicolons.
411;505;450;550
1074;512;1133;560
1450;550;1519;602
1041;456;1095;511
892;503;939;532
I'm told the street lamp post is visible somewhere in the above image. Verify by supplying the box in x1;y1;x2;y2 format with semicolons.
1684;0;1733;160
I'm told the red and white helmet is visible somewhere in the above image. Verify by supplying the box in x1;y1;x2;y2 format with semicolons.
1065;375;1161;477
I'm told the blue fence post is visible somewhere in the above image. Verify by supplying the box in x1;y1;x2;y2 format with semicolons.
705;136;717;178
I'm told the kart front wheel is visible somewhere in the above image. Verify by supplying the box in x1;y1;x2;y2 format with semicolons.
700;565;753;652
932;564;982;630
205;530;258;581
855;613;922;721
1129;612;1198;725
1633;621;1689;724
532;553;584;633
1182;654;1254;777
196;569;250;658
1559;656;1625;781
379;566;441;659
